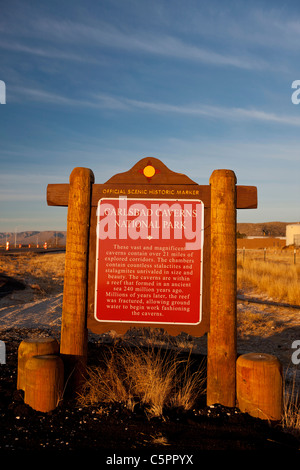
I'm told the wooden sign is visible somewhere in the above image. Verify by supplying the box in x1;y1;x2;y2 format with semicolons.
47;157;257;340
94;197;204;326
47;157;258;406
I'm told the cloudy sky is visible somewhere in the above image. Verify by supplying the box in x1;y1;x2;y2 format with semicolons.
1;0;300;232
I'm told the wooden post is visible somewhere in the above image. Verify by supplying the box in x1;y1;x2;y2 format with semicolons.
17;337;59;391
60;167;94;391
207;169;237;407
24;355;64;412
236;353;283;421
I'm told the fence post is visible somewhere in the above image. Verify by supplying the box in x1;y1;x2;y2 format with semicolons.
60;167;94;392
207;169;237;407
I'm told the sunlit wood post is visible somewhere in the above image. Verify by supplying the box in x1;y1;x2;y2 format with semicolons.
17;337;59;391
236;353;283;421
60;167;94;391
24;355;64;412
207;169;237;407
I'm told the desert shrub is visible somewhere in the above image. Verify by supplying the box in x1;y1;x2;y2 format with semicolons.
77;345;206;418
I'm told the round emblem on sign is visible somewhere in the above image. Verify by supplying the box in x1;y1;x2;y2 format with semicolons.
143;165;156;178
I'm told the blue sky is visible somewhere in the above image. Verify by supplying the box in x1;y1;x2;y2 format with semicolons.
1;0;300;232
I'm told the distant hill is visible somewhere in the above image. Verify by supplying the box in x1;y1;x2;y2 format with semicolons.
0;231;67;247
237;222;296;238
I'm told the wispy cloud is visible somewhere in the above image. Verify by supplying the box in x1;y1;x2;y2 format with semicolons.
119;97;300;126
0;41;97;63
68;25;267;69
1;14;268;70
2;3;298;75
11;86;300;127
0;187;43;202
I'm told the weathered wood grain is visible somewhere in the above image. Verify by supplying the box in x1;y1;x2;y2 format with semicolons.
59;167;94;390
236;353;283;421
207;169;237;407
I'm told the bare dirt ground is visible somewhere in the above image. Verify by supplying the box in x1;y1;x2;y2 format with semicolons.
0;252;300;457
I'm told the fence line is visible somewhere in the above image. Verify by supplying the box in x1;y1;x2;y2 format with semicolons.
238;247;298;264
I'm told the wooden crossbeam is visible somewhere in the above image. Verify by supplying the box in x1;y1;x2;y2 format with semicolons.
47;183;257;209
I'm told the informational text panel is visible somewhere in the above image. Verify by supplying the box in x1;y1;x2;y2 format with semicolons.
94;198;204;325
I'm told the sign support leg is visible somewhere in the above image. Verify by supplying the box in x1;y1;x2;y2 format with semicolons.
60;167;94;391
207;169;237;407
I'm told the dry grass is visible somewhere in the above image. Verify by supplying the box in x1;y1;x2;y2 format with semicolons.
282;370;300;436
237;311;283;340
77;345;206;419
0;252;65;295
237;250;300;306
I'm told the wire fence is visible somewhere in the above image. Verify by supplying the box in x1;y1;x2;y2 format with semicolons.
237;247;299;265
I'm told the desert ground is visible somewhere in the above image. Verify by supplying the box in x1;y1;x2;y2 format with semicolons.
0;248;299;455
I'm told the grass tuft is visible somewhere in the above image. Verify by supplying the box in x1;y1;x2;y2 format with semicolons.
77;345;206;419
281;370;300;436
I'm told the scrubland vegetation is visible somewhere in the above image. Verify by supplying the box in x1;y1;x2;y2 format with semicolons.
2;248;298;305
0;252;65;295
237;248;300;306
